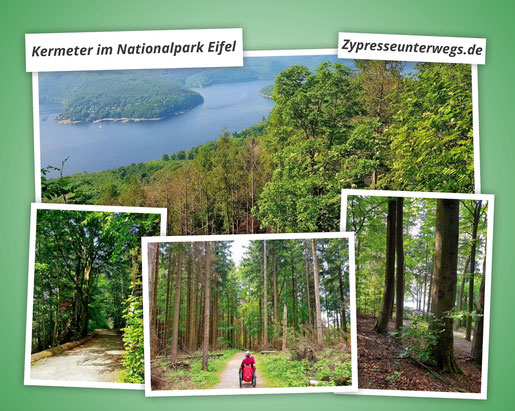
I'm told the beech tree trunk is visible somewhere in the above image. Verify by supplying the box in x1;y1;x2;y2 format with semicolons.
311;239;323;347
304;244;313;329
148;242;160;358
170;244;183;364
466;201;482;341
395;198;405;331
282;304;288;351
373;198;396;334
430;199;461;374
202;242;211;370
263;240;268;350
471;255;487;364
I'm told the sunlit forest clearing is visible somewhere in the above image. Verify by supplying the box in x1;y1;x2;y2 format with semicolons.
43;61;475;236
147;237;353;390
346;195;490;393
29;208;162;384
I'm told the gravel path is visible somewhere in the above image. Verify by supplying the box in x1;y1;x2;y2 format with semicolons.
31;329;124;383
215;352;264;389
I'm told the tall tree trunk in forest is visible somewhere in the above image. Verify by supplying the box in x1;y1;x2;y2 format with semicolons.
282;304;288;351
304;244;313;329
163;248;174;355
373;198;397;334
80;262;93;337
311;239;323;347
456;255;470;330
395;198;405;331
429;199;461;374
263;240;269;350
466;201;482;341
471;255;487;364
188;245;197;350
202;242;211;370
338;261;347;334
273;245;278;343
170;245;183;364
148;242;159;358
427;255;434;313
291;253;297;330
52;264;61;346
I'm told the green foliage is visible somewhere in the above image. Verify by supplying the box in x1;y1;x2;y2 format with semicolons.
380;63;474;193
393;315;439;364
120;280;145;383
258;350;352;388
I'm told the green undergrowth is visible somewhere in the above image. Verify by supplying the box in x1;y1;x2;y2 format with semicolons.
256;349;352;388
158;349;239;390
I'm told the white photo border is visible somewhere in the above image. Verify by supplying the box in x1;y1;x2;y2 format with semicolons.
32;49;481;201
142;232;358;397
24;202;168;390
339;189;495;400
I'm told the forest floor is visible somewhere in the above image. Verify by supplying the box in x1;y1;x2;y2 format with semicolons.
30;329;124;383
357;316;481;393
215;352;264;389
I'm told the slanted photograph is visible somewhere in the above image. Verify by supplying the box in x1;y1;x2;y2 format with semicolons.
341;190;493;399
36;54;477;236
25;204;166;389
142;233;357;396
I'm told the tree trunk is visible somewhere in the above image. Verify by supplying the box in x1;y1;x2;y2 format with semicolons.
273;245;278;343
471;254;486;364
429;199;461;374
170;245;183;364
373;198;396;334
395;198;405;331
304;244;313;329
311;239;323;347
338;261;347;334
466;201;482;341
163;247;174;355
202;242;211;370
263;240;268;350
455;255;470;330
281;304;288;351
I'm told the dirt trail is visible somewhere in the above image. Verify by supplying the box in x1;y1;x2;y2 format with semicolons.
31;329;124;383
453;330;473;353
215;352;264;389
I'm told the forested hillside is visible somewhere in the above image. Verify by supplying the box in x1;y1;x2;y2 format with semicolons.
43;61;474;235
148;237;352;390
39;71;204;122
347;195;488;393
31;209;161;383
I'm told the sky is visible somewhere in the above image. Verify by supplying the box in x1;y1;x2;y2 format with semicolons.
229;239;251;266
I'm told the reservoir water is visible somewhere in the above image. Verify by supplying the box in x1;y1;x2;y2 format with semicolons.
39;80;275;177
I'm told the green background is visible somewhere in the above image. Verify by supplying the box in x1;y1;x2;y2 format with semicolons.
1;0;513;409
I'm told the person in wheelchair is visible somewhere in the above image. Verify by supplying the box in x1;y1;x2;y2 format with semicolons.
239;351;256;387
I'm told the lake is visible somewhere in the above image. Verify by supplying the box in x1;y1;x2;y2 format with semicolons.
39;80;275;177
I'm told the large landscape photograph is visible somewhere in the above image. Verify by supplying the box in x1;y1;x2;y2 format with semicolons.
143;234;356;395
37;54;476;235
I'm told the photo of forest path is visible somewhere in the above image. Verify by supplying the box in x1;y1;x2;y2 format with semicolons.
147;236;353;391
29;208;162;385
41;58;475;237
346;195;490;393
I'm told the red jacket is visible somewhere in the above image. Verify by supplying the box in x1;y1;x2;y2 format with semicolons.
240;356;255;369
